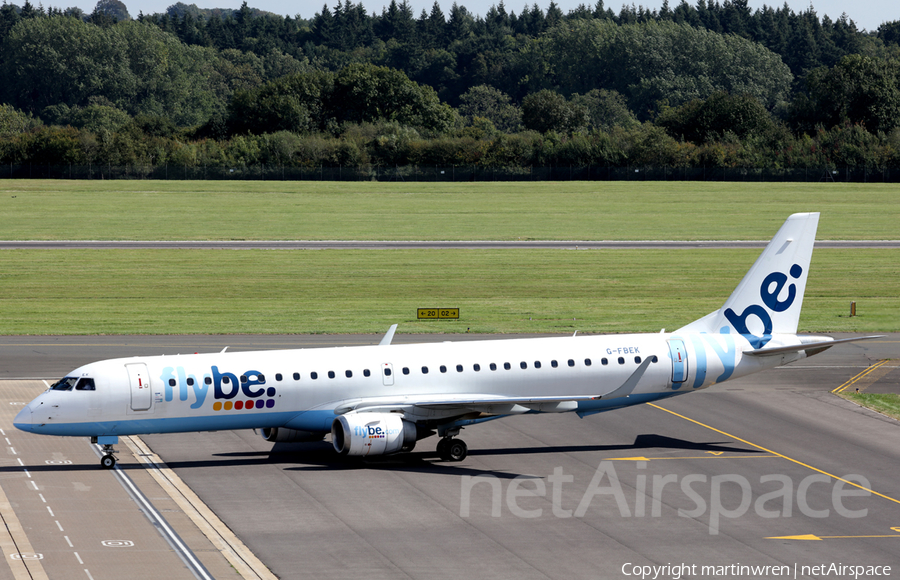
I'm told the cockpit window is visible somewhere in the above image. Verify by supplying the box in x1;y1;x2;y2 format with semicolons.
50;377;96;391
75;378;96;391
50;377;78;391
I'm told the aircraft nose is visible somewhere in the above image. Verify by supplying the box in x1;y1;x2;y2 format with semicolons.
13;404;32;432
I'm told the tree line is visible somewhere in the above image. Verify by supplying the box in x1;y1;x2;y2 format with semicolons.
0;0;899;172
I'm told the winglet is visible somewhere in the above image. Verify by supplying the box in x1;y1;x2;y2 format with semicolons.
379;324;398;346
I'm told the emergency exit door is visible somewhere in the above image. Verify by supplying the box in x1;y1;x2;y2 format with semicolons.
126;363;152;411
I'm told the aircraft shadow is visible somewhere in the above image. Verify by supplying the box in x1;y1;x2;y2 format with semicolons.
1;434;758;477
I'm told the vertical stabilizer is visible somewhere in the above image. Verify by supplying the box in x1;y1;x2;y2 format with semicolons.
677;213;820;347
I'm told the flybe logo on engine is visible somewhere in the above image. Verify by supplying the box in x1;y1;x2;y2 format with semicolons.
723;264;803;349
354;425;401;439
159;366;277;411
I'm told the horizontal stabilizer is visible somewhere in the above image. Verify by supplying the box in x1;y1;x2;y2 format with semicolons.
744;335;883;357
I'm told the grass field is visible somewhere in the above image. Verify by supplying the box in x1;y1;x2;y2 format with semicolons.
1;180;896;335
1;180;898;241
839;393;900;421
0;248;895;335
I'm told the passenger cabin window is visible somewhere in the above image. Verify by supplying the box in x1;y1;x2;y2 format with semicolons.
384;368;392;376
490;363;497;371
169;379;177;387
651;355;659;363
504;362;511;370
635;356;642;364
440;366;447;373
205;377;212;385
328;371;336;379
276;374;283;381
422;366;429;374
345;370;353;378
75;378;95;391
618;357;625;365
311;372;318;380
520;362;527;369
456;365;463;372
602;358;609;365
187;378;195;386
585;358;592;366
293;372;300;380
534;361;541;369
403;367;410;375
473;364;481;372
551;360;558;368
364;369;371;377
568;359;575;367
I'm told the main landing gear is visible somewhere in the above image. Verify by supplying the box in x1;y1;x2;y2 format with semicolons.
92;436;119;469
436;437;468;462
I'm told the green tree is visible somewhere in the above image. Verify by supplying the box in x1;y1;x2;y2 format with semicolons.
92;0;131;21
528;19;793;119
569;89;638;130
878;21;900;46
657;92;775;143
458;84;521;132
521;89;587;133
329;63;456;132
795;55;900;134
226;70;334;135
0;16;218;126
0;104;40;137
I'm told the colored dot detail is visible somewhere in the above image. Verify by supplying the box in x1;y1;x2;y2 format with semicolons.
213;398;276;411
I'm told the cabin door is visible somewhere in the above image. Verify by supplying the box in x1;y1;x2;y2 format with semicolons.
667;340;688;384
126;363;153;411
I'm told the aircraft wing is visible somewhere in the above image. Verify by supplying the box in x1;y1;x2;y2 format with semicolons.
334;393;598;415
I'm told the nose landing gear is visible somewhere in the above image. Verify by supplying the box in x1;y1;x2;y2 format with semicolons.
100;446;118;469
91;436;119;469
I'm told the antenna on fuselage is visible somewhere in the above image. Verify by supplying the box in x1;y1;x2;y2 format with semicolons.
221;347;228;353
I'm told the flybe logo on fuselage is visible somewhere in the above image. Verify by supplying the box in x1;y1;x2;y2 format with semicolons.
723;264;803;349
159;365;277;411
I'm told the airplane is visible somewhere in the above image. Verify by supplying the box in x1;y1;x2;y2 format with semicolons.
14;212;880;468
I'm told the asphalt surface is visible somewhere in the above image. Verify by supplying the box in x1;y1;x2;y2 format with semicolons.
1;240;899;249
2;334;899;580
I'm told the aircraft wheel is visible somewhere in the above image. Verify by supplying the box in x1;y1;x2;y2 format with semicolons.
436;438;451;461
447;439;468;462
100;454;116;469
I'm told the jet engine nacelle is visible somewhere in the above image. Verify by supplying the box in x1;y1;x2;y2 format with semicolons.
259;427;325;443
332;413;417;456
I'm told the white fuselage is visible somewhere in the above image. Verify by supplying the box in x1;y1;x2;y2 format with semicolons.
14;332;798;438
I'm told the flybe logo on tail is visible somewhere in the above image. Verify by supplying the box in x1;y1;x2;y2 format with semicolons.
723;264;803;349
